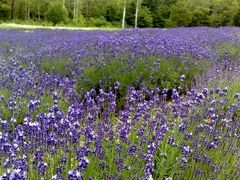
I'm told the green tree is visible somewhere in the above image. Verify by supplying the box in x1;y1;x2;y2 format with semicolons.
105;1;121;22
81;0;107;18
233;8;240;26
1;0;240;28
126;1;136;26
0;0;11;19
167;0;193;27
190;6;210;26
137;6;153;27
208;0;239;26
142;0;177;27
46;1;68;25
151;5;170;27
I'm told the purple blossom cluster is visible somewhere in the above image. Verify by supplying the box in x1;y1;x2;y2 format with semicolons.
1;27;239;63
0;83;239;178
0;27;240;179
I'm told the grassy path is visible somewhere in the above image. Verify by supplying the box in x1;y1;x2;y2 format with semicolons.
0;23;119;30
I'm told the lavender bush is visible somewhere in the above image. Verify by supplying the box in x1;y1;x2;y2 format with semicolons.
0;27;240;179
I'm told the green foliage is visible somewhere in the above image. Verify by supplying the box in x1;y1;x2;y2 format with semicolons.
167;1;193;27
137;6;153;28
190;7;210;26
151;5;170;27
77;55;205;110
208;0;239;26
76;56;203;103
0;1;11;19
0;88;69;125
126;2;137;27
233;8;240;26
76;14;87;26
207;75;240;106
1;0;240;28
86;17;111;27
65;15;87;27
142;0;175;27
226;77;240;106
40;58;73;76
0;88;28;124
38;92;70;113
46;2;68;25
0;88;12;120
105;3;121;22
217;43;240;60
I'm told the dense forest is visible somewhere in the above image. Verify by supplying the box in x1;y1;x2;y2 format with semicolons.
0;0;240;28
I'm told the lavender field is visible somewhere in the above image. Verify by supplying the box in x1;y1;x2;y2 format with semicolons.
0;27;240;179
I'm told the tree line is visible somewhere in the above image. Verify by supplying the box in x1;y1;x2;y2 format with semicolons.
0;0;240;28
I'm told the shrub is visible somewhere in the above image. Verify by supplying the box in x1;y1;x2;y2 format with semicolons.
137;6;153;28
190;7;210;26
233;8;240;26
76;14;87;26
86;17;111;27
46;2;68;25
167;1;193;27
0;2;11;19
105;3;121;22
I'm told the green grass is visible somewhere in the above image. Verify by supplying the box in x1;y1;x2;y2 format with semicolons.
77;55;205;93
206;74;240;105
0;88;12;120
40;58;73;76
217;42;240;61
0;89;69;124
